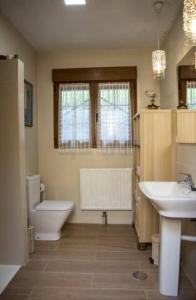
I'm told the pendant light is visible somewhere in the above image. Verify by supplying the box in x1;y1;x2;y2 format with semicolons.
183;0;196;45
152;1;166;80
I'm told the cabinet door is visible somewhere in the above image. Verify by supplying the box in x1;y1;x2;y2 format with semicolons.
177;111;196;143
140;111;175;181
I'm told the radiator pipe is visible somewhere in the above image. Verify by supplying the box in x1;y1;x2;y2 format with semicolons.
102;211;108;225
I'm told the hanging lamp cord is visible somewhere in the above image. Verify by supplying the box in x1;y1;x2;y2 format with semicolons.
153;1;164;50
156;10;160;50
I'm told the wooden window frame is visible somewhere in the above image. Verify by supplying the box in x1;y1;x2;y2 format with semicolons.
178;65;196;105
53;66;137;149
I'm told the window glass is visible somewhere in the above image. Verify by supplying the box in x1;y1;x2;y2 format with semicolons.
97;82;131;148
59;83;91;148
186;81;196;108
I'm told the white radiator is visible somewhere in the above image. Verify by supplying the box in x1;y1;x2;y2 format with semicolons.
80;168;132;210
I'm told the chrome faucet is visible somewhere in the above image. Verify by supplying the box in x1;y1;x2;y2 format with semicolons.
179;173;196;191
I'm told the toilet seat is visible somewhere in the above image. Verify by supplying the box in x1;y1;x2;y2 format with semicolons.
35;200;74;211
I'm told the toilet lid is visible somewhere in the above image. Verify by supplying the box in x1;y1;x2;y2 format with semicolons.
36;200;74;211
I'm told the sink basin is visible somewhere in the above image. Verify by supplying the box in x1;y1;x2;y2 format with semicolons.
139;181;196;297
139;181;196;218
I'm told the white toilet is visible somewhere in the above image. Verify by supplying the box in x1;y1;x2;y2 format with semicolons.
26;175;74;241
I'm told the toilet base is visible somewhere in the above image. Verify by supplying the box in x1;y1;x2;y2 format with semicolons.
35;232;61;241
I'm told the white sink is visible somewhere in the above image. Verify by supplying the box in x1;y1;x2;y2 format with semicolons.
139;181;196;297
139;181;196;218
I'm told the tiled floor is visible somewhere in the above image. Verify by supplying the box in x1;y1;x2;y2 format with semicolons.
0;224;195;300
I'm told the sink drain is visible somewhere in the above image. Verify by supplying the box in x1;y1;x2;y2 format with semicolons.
132;271;147;281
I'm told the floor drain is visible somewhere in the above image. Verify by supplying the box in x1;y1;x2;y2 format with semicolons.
132;271;147;281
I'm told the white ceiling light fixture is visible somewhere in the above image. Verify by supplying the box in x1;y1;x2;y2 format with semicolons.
183;0;196;45
64;0;86;5
152;1;166;80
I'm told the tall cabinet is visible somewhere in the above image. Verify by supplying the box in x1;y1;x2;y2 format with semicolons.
0;59;28;265
133;110;176;249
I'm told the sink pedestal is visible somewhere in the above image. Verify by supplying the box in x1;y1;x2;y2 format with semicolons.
159;217;182;296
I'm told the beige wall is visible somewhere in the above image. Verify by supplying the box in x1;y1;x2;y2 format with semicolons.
37;48;159;224
160;13;196;287
0;12;38;175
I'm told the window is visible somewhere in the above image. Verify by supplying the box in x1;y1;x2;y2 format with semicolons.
178;65;196;109
53;67;137;150
59;83;91;149
186;81;196;108
97;82;131;148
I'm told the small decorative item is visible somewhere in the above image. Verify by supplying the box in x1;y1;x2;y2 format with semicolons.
145;90;160;109
13;53;21;59
177;99;188;109
24;80;33;127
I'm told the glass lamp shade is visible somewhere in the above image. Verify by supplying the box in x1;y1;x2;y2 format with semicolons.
183;0;196;45
152;50;166;80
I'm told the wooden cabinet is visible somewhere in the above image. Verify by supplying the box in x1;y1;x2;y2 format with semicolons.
133;110;176;248
0;60;28;265
177;110;196;143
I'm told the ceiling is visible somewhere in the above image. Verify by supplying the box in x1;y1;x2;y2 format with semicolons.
0;0;183;51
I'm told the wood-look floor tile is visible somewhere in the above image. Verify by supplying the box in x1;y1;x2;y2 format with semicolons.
21;261;47;272
34;241;59;251
45;259;139;273
9;271;92;289
62;224;101;238
62;224;134;239
0;296;28;300
145;288;196;300
1;287;32;296
96;240;138;251
93;271;158;290
96;250;151;262
31;249;96;261
139;261;158;270
98;230;135;238
30;287;146;300
1;224;194;300
98;224;134;232
57;237;98;251
0;287;32;300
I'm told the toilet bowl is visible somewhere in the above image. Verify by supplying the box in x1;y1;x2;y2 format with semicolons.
26;175;74;241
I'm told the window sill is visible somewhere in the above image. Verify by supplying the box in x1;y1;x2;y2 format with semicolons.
54;147;133;154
